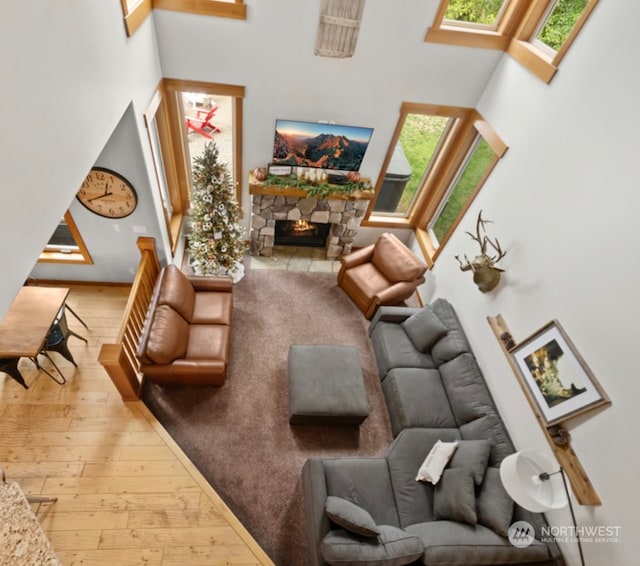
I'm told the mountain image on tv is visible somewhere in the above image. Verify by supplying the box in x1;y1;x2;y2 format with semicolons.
272;120;373;171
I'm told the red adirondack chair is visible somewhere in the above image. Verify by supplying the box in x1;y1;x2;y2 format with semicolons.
185;106;221;139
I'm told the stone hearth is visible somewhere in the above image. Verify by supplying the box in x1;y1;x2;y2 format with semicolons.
250;184;372;259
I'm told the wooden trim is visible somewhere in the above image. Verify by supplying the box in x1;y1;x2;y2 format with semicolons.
472;111;508;157
144;85;183;252
136;402;275;564
414;228;435;268
487;315;602;506
164;79;245;99
153;0;247;20
507;39;557;83
234;96;244;212
98;236;161;401
122;0;153;36
400;101;472;119
361;216;413;230
425;26;510;50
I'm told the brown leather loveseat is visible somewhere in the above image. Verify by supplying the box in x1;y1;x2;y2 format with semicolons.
136;264;233;386
337;232;427;319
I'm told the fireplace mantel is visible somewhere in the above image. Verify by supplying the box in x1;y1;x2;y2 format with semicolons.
249;174;373;259
249;175;374;201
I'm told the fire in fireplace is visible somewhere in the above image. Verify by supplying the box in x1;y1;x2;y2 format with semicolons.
274;220;330;248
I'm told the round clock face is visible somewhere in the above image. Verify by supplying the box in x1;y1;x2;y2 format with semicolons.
76;167;138;218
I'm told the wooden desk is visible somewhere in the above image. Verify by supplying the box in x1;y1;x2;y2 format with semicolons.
0;287;70;388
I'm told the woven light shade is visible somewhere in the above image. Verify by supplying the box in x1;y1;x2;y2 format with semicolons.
315;0;366;58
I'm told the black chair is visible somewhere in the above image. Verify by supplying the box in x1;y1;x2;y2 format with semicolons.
40;306;88;382
1;356;66;388
0;358;29;389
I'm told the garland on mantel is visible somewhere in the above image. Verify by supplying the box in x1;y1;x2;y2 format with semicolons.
262;174;372;198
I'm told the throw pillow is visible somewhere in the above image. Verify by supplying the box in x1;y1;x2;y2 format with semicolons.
416;440;458;484
447;439;492;486
476;467;514;537
145;305;189;365
401;305;448;352
433;467;477;525
325;496;380;538
321;525;424;566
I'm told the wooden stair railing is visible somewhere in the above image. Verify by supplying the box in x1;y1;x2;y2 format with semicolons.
99;237;161;400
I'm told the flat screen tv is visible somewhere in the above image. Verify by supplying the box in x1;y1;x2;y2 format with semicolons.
272;119;373;171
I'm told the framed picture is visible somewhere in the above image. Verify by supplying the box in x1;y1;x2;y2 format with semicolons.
510;320;610;426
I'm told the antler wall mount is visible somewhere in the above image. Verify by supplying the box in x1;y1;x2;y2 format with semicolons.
455;210;507;293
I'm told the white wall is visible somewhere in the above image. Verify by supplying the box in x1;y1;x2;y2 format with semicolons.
0;2;163;315
153;0;503;225
422;1;638;563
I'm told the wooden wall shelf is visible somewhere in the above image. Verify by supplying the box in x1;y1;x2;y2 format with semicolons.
487;314;602;506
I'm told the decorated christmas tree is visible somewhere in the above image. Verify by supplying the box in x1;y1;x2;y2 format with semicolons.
187;142;247;280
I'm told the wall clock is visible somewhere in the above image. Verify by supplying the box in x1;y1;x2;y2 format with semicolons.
76;166;138;218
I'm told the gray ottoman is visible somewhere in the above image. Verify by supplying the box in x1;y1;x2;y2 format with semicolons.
288;345;369;425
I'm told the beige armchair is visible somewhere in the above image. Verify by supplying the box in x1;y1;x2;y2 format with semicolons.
337;233;427;319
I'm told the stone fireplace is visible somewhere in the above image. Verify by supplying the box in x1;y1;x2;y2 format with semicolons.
250;182;372;259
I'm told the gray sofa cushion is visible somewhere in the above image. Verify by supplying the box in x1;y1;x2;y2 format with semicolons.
400;305;448;352
326;496;381;538
459;413;515;467
385;428;460;528
369;322;436;380
430;299;472;365
476;467;514;537
405;520;553;565
382;368;456;437
324;458;401;528
438;353;497;425
448;439;492;485
321;525;424;566
433;468;477;525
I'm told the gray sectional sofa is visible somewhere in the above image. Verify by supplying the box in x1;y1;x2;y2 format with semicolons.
302;299;564;566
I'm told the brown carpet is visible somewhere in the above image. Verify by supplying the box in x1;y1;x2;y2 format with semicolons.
141;268;394;565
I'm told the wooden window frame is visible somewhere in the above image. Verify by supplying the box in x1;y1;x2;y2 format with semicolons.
144;83;187;253
365;104;506;266
120;0;153;36
121;0;246;37
426;0;601;83
152;0;246;20
39;210;93;265
508;0;601;83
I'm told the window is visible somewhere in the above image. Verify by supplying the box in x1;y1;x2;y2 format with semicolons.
372;114;453;217
426;0;601;82
428;137;497;245
366;104;506;264
39;211;93;264
444;0;509;28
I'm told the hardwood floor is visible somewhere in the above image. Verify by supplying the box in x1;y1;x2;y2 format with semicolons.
0;284;274;566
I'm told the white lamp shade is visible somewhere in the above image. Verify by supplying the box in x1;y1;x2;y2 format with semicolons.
500;449;568;512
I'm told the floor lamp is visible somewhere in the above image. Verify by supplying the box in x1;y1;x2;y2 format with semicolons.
500;449;585;566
